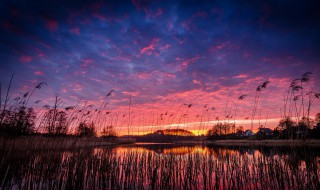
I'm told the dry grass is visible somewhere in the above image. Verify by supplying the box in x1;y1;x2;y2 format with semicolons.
0;145;319;189
0;136;135;150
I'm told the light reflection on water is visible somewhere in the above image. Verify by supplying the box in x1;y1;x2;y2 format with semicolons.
1;144;320;189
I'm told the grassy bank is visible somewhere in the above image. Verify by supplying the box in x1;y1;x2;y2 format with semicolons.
0;136;135;150
169;139;320;147
210;139;320;146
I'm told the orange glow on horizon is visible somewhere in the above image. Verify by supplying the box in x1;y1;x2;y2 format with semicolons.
115;118;281;136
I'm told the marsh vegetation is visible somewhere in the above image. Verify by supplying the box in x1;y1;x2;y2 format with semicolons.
0;72;320;189
1;144;319;189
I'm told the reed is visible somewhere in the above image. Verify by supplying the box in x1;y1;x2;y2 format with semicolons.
2;143;318;189
251;80;270;131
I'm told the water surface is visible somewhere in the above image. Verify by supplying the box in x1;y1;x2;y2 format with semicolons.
1;144;319;189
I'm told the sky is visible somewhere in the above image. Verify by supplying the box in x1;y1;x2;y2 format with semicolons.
1;0;320;135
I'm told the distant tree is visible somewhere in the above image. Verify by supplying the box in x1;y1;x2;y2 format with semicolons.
310;113;320;139
101;125;117;137
256;127;274;140
206;128;218;137
154;129;194;136
297;117;314;140
207;122;234;140
77;122;96;137
236;126;244;133
256;125;264;140
226;123;234;134
15;107;36;135
315;113;320;126
0;106;36;135
277;117;296;139
213;122;224;136
43;109;69;135
273;127;281;138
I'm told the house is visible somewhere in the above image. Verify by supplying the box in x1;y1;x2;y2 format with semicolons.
244;129;254;136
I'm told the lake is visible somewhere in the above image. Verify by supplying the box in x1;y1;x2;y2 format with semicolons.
1;144;320;189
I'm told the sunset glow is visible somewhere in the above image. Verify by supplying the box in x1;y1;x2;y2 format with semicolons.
1;0;319;136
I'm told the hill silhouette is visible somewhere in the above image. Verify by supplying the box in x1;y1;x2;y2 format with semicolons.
153;129;194;136
124;129;197;143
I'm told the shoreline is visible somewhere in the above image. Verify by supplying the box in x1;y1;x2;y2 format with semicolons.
173;139;320;147
2;136;320;150
0;136;135;150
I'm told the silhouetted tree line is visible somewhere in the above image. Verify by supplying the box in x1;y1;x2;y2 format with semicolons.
154;129;194;136
0;101;99;137
0;107;36;136
0;76;116;137
275;114;320;139
206;122;241;140
207;113;320;140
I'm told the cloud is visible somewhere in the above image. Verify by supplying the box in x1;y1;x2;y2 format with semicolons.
20;55;33;63
81;59;94;69
1;0;320;134
69;27;80;35
45;19;58;32
34;71;44;75
140;38;160;55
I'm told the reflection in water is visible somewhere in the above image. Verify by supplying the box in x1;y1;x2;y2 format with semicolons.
0;145;320;189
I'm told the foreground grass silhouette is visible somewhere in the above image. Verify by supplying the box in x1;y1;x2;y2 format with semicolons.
1;145;319;189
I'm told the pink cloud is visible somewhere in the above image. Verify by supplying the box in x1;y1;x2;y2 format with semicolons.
33;48;46;58
192;79;201;85
160;44;171;50
81;59;94;68
20;55;33;63
61;88;68;93
209;41;230;53
173;36;186;44
122;91;140;97
37;52;45;58
69;27;80;35
135;71;175;81
136;72;151;80
233;74;248;79
45;20;58;32
140;38;159;55
209;41;239;54
162;73;176;79
34;71;44;76
180;55;200;70
73;83;83;92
